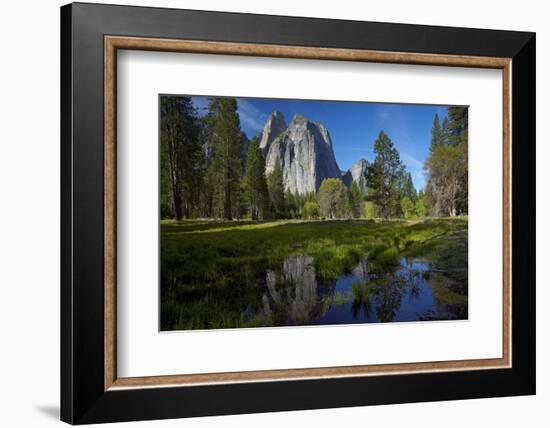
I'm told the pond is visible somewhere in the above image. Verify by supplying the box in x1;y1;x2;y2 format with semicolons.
259;254;466;327
161;252;468;330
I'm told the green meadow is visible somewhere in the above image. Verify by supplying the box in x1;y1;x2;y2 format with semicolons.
160;218;468;330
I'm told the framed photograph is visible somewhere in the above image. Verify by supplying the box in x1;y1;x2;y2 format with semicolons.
61;2;535;424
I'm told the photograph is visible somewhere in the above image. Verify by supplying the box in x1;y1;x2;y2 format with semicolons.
159;95;469;331
54;2;536;424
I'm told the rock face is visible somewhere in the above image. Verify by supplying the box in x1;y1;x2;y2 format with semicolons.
342;158;369;194
263;114;341;194
259;111;287;155
262;255;334;324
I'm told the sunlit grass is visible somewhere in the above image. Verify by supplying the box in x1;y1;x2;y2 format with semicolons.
160;217;468;330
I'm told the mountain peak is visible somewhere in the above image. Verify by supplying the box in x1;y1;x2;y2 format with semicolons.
264;114;340;194
259;111;287;153
342;158;369;193
287;114;332;149
290;113;308;124
269;111;285;121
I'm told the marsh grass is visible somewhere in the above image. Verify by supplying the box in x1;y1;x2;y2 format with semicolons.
429;272;468;304
334;291;351;305
351;281;373;304
161;218;468;330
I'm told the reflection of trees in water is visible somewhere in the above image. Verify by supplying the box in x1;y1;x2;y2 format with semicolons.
352;258;370;281
262;255;336;325
260;255;431;325
356;259;426;323
352;298;373;319
372;274;404;322
418;271;467;320
161;251;467;330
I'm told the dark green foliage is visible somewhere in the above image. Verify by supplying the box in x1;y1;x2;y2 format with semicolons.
424;106;468;216
446;106;468;146
198;167;215;218
366;131;407;218
243;138;269;220
160;96;202;220
207;97;244;219
430;113;444;152
285;191;299;218
347;181;363;218
267;159;286;217
441;116;451;145
401;171;417;202
351;281;372;304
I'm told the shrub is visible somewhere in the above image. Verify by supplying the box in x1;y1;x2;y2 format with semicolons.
303;201;320;219
375;247;400;266
362;201;379;219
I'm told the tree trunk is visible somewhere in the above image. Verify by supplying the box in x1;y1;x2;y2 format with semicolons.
173;193;183;220
449;205;456;217
224;185;232;220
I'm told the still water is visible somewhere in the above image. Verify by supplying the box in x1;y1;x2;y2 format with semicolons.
162;252;468;330
258;254;466;327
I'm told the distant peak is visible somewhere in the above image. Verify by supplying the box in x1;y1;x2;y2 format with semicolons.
264;111;286;129
291;113;309;123
290;114;325;130
259;111;287;151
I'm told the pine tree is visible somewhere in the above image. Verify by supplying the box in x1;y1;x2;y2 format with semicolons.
447;106;468;146
430;113;444;152
285;192;299;218
160;95;201;220
401;172;417;202
243;138;269;220
366;131;406;218
423;106;468;217
400;196;415;219
347;182;363;218
208;97;243;220
415;190;427;218
199;166;215;218
267;159;285;218
441;116;451;145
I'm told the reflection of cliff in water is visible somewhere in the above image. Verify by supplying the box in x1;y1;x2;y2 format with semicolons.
161;251;468;330
261;255;336;326
352;257;369;281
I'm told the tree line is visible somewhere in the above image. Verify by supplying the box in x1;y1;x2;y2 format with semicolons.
423;107;468;217
160;95;467;221
361;106;468;219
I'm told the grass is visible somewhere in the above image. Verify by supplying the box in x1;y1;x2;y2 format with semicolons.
351;281;372;304
429;272;468;304
333;291;351;305
160;218;468;330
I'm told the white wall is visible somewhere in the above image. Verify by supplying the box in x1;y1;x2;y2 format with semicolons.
0;1;546;427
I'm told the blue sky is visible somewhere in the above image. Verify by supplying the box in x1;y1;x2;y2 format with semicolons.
191;96;449;191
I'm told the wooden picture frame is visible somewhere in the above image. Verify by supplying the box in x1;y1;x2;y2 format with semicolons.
61;2;535;424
